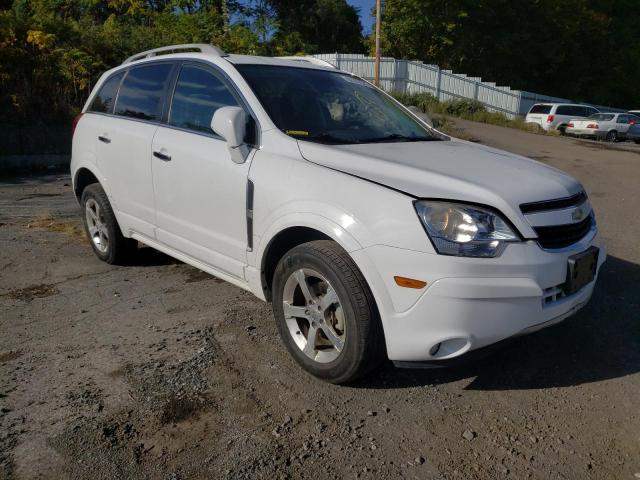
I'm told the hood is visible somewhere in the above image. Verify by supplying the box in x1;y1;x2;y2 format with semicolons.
297;139;583;236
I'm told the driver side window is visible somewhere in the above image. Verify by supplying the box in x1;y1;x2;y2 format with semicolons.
169;65;239;134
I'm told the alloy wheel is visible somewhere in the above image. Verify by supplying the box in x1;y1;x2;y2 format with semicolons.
85;198;109;253
282;268;345;363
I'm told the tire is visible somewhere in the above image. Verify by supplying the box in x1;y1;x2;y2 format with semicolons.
557;125;567;135
80;183;137;265
606;130;618;142
272;240;385;384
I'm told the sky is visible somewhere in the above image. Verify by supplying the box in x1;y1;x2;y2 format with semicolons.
346;0;375;34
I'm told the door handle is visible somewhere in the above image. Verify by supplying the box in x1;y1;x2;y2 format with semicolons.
153;150;171;161
98;135;111;144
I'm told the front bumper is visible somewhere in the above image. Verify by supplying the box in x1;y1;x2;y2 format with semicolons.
352;234;606;362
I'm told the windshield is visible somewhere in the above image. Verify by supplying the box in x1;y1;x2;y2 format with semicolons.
587;114;614;121
236;64;440;144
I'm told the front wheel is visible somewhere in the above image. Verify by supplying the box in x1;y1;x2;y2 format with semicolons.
272;240;385;384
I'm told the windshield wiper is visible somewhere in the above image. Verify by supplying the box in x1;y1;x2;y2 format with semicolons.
360;134;438;143
294;133;362;144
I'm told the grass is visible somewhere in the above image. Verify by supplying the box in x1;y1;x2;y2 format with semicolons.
392;91;560;135
26;215;86;240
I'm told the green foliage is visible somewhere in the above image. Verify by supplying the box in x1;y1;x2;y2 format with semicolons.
0;0;364;124
376;0;640;109
270;0;364;53
438;99;485;117
391;91;439;113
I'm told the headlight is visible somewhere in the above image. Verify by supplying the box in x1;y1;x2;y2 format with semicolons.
414;201;520;258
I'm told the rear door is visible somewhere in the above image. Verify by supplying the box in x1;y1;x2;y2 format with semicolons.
525;104;551;127
554;105;574;127
79;71;125;180
151;62;255;279
97;62;175;238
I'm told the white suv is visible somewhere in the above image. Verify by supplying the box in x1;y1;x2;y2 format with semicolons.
71;44;606;383
525;103;600;132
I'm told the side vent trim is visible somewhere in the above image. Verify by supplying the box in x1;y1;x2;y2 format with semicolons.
246;179;255;251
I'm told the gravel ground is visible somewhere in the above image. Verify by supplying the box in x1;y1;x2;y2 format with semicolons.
1;122;639;480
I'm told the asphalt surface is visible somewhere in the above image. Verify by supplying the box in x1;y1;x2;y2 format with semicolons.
1;121;639;479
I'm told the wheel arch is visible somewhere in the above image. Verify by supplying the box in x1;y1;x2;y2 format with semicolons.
260;226;332;302
256;214;365;302
73;167;100;202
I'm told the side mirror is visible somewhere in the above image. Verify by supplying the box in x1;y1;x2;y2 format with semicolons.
211;106;250;164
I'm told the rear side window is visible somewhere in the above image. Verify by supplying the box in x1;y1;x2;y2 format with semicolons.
529;104;552;114
617;115;629;124
556;105;587;117
89;72;124;114
588;114;614;121
115;63;173;121
169;65;239;134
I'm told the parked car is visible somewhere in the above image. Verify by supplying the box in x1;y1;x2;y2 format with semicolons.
566;112;638;142
626;121;640;144
627;110;640;117
525;103;600;132
71;44;606;383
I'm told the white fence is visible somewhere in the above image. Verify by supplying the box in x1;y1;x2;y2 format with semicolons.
314;53;624;118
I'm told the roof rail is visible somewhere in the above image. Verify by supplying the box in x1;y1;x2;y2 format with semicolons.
277;56;337;69
122;44;227;65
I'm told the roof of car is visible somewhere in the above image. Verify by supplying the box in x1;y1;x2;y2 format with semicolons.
533;103;594;107
120;44;339;72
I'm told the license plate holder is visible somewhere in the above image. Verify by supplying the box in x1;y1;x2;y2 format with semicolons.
563;246;599;295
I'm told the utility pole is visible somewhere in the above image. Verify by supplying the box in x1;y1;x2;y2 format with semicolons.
374;0;382;86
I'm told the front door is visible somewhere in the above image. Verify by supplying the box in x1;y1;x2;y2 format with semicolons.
151;63;253;279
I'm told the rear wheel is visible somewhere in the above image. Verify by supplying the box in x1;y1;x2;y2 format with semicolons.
606;130;618;142
272;240;385;384
81;183;137;264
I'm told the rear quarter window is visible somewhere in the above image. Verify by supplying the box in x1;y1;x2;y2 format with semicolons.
529;104;552;114
114;63;173;121
89;72;124;114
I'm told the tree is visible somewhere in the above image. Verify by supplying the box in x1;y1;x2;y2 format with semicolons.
376;0;640;108
269;0;365;53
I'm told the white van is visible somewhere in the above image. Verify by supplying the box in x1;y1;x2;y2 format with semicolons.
525;103;600;132
71;45;606;383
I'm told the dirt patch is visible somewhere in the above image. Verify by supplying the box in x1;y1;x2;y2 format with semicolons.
6;283;59;301
124;328;218;425
184;268;223;283
0;351;22;363
26;215;85;240
2;171;640;480
159;392;204;425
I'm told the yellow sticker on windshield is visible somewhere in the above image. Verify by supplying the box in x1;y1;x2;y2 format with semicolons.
286;130;309;136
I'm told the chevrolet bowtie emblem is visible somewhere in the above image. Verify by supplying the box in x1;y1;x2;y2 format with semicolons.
572;207;586;221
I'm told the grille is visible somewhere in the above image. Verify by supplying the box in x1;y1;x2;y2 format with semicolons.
534;215;593;249
520;191;587;214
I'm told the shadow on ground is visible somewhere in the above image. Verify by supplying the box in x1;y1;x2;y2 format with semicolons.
356;255;640;391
